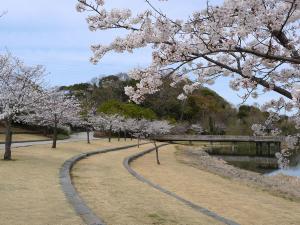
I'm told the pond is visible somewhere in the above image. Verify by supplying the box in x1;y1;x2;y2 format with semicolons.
268;154;300;177
203;142;300;177
268;164;300;177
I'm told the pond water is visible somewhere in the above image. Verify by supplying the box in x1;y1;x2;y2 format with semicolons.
268;154;300;177
204;142;300;177
225;157;278;174
268;164;300;177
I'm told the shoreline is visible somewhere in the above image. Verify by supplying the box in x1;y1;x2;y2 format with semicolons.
175;145;300;202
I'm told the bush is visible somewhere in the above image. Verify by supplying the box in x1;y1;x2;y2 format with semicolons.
98;99;157;119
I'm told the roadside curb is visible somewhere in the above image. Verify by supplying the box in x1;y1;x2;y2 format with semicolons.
123;144;240;225
60;143;147;225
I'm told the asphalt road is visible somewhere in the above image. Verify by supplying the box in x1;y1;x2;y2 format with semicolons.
0;132;97;150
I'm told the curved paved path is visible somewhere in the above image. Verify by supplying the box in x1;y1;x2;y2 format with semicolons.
0;132;97;150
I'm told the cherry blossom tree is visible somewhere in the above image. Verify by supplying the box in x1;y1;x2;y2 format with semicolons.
126;118;172;164
93;113;123;142
0;54;45;160
77;0;300;167
122;118;137;141
75;108;97;144
76;0;299;101
110;115;125;141
22;88;81;149
128;118;149;147
144;120;173;164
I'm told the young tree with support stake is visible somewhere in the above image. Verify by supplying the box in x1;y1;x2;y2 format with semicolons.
0;54;45;160
23;88;81;149
144;120;173;165
76;0;300;167
126;118;172;164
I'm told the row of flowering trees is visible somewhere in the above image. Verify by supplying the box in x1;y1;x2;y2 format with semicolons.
0;54;82;160
81;112;173;164
0;54;172;162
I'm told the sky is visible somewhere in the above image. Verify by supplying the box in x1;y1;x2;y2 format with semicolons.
0;0;284;107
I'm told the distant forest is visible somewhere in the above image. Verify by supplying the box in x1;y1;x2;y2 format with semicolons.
60;73;297;136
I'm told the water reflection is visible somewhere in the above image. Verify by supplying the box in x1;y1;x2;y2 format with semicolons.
268;163;300;177
204;142;300;177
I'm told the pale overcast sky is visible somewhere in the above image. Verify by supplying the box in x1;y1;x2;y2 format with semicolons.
0;0;283;107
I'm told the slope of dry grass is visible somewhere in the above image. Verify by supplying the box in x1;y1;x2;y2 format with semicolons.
132;145;300;225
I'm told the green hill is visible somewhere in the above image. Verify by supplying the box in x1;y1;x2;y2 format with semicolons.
61;73;297;135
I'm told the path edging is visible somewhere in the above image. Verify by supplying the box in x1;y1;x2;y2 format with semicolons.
123;144;240;225
60;143;147;225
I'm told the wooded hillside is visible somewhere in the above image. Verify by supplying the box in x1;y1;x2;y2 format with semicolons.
60;73;297;135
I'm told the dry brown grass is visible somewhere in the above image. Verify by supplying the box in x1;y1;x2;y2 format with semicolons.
132;145;300;225
72;143;221;225
0;126;31;133
0;133;49;142
0;139;138;225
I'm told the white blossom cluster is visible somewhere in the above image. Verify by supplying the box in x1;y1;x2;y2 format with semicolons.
92;113;172;139
77;0;300;104
22;88;81;130
275;148;292;169
0;54;45;123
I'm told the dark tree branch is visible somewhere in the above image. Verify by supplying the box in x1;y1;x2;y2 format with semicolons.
199;54;293;100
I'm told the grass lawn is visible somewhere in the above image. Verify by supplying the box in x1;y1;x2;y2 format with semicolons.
2;140;299;225
0;139;139;225
132;145;300;225
72;143;220;225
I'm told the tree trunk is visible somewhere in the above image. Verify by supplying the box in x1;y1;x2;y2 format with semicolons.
87;129;90;144
124;130;127;141
109;125;112;142
138;136;140;148
52;119;58;149
209;116;214;135
118;130;120;142
180;99;186;121
4;117;13;160
153;140;160;165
